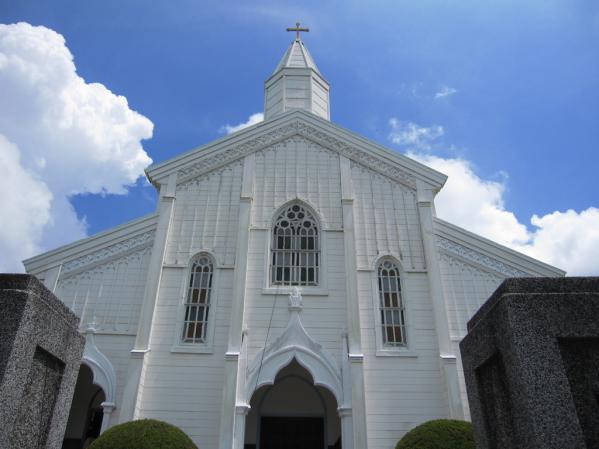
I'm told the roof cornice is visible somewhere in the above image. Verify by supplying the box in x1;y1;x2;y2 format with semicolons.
434;217;566;277
146;110;447;191
23;213;158;274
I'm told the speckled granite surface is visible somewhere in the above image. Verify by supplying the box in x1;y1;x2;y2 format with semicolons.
460;277;599;449
0;274;85;449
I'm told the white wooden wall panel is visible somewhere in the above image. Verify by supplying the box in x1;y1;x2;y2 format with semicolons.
437;251;505;420
55;247;152;334
135;266;234;449
244;230;347;363
357;271;448;449
351;163;425;271
438;253;504;340
168;162;243;266
252;137;342;229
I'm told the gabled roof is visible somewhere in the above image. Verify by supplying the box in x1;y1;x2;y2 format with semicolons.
434;217;565;277
273;39;321;74
145;109;447;191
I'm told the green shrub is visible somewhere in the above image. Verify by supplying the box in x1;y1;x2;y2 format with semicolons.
88;419;198;449
395;419;475;449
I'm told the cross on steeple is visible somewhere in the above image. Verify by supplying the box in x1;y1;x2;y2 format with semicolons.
286;22;309;40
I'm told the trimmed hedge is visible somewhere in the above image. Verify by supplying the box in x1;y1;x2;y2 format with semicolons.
395;419;475;449
88;419;198;449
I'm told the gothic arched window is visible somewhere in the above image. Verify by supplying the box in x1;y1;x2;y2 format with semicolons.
271;203;319;286
377;259;406;346
182;255;214;343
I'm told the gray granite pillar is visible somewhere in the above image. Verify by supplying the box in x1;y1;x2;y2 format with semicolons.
0;274;85;449
460;277;599;449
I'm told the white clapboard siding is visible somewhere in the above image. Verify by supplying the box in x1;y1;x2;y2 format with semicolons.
252;136;342;229
437;252;506;420
55;246;152;334
167;161;243;266
135;264;235;449
244;223;347;364
357;271;448;449
351;162;425;271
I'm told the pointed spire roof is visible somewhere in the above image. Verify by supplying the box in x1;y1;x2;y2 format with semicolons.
273;38;321;75
264;33;330;121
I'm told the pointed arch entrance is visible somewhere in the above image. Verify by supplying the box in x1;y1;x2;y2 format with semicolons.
245;360;341;449
233;288;353;449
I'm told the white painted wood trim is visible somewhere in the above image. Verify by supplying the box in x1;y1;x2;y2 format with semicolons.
119;173;177;422
339;155;368;449
416;180;464;419
219;154;254;449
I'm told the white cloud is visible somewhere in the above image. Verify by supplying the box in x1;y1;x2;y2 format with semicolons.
434;85;457;99
410;152;599;275
0;22;153;271
517;208;599;276
410;153;530;247
221;112;264;135
388;118;444;150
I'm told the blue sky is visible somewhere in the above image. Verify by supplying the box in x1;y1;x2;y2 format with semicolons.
1;1;598;274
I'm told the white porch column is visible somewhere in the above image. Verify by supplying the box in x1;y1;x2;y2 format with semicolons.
338;407;354;449
339;334;354;449
100;402;115;434
416;180;464;419
219;154;254;449
119;172;177;422
339;156;368;449
232;404;251;449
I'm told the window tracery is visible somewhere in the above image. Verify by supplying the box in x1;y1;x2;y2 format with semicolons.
271;203;320;286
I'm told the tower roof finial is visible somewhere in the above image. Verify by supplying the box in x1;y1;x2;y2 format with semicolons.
286;21;309;41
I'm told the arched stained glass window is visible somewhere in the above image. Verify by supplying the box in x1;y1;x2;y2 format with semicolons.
182;255;213;343
271;203;319;286
378;259;406;346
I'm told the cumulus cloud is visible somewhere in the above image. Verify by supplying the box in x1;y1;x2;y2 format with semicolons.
0;22;153;271
388;118;444;150
221;112;264;135
434;85;457;99
410;152;599;275
410;153;530;247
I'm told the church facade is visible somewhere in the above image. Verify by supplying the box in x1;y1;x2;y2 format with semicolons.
24;35;563;449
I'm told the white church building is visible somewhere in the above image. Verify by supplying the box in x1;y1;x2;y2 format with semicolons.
24;31;563;449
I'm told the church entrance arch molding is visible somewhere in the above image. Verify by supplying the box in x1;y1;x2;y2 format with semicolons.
245;347;342;406
81;324;117;433
243;288;343;406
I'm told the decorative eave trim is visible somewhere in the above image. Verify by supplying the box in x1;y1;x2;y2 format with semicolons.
434;217;565;277
60;231;155;275
146;111;446;191
436;236;528;278
24;213;158;274
176;122;416;189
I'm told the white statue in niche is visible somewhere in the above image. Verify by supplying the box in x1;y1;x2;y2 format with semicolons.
288;286;303;310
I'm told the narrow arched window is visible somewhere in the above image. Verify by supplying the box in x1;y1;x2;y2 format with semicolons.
182;255;214;343
271;203;319;286
378;260;406;346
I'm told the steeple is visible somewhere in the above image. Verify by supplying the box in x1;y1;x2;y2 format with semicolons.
264;24;330;121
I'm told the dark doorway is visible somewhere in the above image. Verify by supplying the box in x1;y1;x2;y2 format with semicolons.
62;364;105;449
260;416;324;449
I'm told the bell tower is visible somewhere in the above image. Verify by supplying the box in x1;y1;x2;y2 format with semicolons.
264;23;330;121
